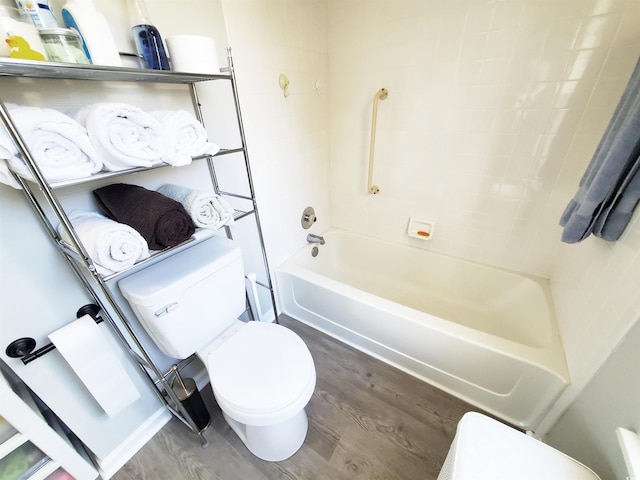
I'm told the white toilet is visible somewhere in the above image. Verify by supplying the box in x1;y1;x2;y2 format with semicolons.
118;236;316;462
438;412;601;480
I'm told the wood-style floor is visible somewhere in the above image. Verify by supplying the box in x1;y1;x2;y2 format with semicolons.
112;315;477;480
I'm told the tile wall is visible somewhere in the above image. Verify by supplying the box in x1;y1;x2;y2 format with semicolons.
220;0;640;433
541;213;640;432
221;0;331;268
325;0;640;431
327;0;639;278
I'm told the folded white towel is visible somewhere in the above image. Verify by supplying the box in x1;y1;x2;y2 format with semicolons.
157;183;234;230
58;210;150;276
0;105;103;184
150;109;220;166
75;103;166;171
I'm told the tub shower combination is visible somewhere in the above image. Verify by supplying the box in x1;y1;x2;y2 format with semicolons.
277;228;570;430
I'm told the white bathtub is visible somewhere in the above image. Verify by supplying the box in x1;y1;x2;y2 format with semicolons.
276;228;569;430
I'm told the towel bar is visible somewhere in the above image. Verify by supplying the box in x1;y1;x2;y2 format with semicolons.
368;88;388;194
5;304;103;365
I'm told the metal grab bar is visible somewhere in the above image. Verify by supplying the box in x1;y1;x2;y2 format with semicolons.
368;88;388;194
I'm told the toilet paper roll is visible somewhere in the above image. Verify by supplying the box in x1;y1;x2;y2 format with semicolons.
166;35;220;74
49;315;141;417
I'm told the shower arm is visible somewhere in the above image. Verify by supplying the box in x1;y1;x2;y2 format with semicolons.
367;88;388;195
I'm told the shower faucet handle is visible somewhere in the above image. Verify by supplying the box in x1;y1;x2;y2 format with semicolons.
301;206;317;229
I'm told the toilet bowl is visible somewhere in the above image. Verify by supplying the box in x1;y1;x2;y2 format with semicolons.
198;320;316;461
438;412;601;480
118;236;316;461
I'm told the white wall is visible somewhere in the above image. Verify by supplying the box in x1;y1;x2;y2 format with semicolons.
539;203;640;435
220;0;331;271
535;3;640;434
545;317;640;480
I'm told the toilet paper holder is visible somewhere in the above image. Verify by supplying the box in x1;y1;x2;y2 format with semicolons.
5;304;103;365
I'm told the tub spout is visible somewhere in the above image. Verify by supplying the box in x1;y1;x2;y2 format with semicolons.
307;233;325;245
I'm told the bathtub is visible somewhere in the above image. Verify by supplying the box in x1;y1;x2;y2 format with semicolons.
276;228;569;431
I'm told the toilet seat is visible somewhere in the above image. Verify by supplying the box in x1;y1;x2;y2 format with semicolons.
207;322;315;426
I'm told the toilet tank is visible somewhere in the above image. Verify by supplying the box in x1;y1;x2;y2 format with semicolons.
118;236;245;359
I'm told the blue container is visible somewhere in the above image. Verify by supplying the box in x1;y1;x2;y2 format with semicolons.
132;24;169;70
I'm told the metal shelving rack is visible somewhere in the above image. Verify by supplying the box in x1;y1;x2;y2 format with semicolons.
0;51;277;446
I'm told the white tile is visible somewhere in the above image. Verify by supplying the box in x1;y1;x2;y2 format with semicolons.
491;1;524;30
565;49;595;81
576;14;621;50
484;27;520;59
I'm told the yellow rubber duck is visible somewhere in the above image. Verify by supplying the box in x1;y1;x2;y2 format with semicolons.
6;35;46;61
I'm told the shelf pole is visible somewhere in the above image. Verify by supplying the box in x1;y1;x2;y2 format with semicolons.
225;48;279;323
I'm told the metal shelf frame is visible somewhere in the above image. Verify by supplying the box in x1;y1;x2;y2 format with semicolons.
0;50;277;446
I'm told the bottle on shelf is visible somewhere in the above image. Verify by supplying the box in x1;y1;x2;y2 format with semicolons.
60;0;121;66
14;0;58;29
1;5;47;60
127;0;169;70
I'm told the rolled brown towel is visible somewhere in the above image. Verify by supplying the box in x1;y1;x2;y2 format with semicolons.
94;183;195;250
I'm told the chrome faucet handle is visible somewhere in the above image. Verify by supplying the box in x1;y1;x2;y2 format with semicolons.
301;206;317;229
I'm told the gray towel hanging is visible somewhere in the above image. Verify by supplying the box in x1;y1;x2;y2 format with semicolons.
560;56;640;243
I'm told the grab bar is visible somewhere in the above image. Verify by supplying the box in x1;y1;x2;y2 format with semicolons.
368;88;388;194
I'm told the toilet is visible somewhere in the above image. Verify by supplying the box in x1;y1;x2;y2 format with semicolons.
438;412;601;480
118;236;316;462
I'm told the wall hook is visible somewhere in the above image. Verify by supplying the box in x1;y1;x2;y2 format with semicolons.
279;73;290;98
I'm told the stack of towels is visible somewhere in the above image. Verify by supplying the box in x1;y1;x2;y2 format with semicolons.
0;103;220;187
94;183;196;251
59;183;235;276
0;102;229;276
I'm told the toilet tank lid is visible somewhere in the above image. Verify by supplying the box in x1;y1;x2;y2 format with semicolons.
118;236;242;307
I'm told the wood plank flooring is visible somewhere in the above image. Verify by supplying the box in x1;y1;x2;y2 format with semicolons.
112;315;477;480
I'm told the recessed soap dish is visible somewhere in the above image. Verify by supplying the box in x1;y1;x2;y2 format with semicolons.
407;217;435;240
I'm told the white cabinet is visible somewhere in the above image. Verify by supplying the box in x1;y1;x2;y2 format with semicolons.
0;373;97;480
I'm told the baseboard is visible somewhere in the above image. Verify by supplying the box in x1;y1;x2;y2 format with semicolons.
97;407;171;479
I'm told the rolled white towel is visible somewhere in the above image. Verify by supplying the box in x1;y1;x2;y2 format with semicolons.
150;109;220;166
0;147;22;189
58;210;150;276
157;183;234;230
0;105;102;184
75;103;166;171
